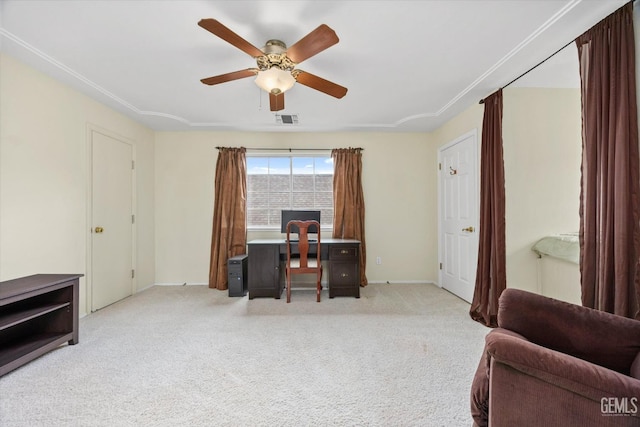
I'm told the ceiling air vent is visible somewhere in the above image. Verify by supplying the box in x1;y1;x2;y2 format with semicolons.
276;114;299;125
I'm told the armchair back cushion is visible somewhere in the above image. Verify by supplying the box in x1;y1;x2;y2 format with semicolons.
498;288;640;375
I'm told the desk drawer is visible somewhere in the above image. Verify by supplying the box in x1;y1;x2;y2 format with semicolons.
330;262;359;287
329;246;358;260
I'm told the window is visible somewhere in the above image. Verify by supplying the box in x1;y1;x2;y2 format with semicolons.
247;155;333;229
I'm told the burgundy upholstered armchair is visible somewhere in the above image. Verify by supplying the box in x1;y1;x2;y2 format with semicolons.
471;288;640;427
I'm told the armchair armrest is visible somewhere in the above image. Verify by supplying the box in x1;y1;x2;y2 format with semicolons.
471;328;528;427
486;330;640;402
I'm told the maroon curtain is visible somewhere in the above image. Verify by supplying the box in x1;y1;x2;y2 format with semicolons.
332;148;368;286
470;89;506;327
576;3;640;318
209;147;247;290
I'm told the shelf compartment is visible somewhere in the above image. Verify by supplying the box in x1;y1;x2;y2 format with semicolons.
0;332;73;376
0;303;70;332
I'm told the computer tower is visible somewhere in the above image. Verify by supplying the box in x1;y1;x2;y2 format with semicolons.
228;254;248;297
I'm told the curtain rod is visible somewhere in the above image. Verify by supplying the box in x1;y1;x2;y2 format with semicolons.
479;38;574;104
215;147;364;151
479;0;636;104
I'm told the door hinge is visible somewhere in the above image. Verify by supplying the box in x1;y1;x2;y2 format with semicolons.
132;215;135;224
132;269;135;279
439;162;442;170
132;160;135;170
439;262;443;270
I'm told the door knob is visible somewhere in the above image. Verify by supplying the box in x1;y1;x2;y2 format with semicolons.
462;226;475;232
94;226;104;233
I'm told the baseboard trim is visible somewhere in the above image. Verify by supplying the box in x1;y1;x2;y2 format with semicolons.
146;282;208;289
143;281;439;290
367;280;438;285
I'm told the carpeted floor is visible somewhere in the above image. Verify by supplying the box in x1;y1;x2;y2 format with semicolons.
0;283;488;427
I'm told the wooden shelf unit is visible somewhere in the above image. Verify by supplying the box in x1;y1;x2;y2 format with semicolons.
0;274;82;377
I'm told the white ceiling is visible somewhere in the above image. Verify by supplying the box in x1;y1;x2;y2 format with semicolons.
0;0;628;133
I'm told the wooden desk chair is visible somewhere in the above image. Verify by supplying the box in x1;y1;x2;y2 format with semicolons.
285;220;322;303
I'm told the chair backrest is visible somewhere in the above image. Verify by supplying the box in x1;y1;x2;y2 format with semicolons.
286;220;321;268
498;288;640;374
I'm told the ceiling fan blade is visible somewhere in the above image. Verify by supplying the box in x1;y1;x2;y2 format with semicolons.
286;24;339;64
295;71;348;99
198;19;264;58
201;69;258;86
270;92;285;111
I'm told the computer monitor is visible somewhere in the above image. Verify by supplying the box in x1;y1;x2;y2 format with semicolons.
281;210;320;234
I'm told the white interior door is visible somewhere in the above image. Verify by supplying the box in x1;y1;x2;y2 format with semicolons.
439;131;478;303
91;131;134;311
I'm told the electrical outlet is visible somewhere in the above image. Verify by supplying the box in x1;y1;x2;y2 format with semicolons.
376;256;382;265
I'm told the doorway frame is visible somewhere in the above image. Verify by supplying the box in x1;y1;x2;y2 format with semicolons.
437;128;479;300
85;123;137;312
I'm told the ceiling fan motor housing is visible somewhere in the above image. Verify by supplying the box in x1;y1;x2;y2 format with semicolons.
257;39;296;72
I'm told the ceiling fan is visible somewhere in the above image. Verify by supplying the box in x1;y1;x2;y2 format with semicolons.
198;19;348;111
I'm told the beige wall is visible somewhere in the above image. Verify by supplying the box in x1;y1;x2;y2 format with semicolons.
502;87;581;300
154;131;436;284
0;54;156;316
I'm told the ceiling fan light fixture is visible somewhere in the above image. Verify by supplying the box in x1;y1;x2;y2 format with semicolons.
255;67;296;94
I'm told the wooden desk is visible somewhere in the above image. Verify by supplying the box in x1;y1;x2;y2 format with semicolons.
247;239;360;299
